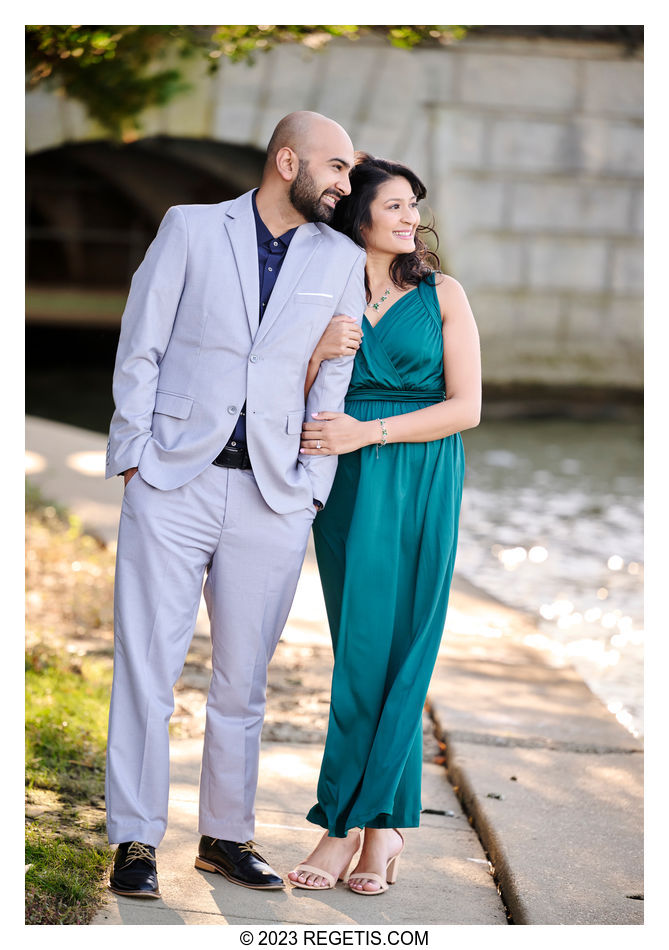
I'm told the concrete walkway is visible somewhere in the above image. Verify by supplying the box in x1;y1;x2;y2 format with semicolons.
26;416;643;925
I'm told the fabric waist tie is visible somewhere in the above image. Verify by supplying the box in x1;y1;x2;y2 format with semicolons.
346;389;445;403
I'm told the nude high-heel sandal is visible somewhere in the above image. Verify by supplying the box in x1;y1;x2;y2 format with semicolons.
347;830;404;895
289;830;363;891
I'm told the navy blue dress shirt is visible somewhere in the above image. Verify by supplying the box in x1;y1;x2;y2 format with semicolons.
226;191;297;446
254;189;297;320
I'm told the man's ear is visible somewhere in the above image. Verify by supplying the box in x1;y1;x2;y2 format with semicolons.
275;146;299;182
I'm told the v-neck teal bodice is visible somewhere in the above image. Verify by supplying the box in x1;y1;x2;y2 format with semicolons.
346;277;446;405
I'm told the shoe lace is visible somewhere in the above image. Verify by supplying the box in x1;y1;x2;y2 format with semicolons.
239;840;262;859
126;842;155;864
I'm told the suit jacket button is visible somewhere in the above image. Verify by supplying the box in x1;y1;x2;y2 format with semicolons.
227;405;237;414
250;355;259;363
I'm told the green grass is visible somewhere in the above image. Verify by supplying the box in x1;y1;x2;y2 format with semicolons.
26;650;111;800
25;649;114;923
25;830;112;925
26;486;115;924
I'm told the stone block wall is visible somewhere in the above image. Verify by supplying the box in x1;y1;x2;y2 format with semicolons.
423;37;643;389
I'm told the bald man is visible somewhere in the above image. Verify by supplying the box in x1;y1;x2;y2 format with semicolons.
104;112;366;897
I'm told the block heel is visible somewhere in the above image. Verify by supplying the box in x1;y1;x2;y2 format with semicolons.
348;830;404;895
386;852;401;884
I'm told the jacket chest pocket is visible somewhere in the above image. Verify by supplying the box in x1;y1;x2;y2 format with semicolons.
294;292;334;308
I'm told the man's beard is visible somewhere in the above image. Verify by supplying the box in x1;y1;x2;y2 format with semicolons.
289;160;337;223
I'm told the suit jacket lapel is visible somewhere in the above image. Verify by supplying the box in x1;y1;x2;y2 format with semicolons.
254;222;322;345
223;192;260;338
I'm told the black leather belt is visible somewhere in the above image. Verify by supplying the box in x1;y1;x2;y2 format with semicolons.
212;443;252;470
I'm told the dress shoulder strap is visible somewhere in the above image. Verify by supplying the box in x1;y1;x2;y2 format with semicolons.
417;272;443;329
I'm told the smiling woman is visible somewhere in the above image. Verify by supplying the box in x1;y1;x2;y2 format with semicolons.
289;153;481;894
332;152;440;303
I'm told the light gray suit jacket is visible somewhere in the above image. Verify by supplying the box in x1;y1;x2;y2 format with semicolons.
105;190;366;513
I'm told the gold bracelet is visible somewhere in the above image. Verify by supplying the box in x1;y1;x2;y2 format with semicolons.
375;418;388;459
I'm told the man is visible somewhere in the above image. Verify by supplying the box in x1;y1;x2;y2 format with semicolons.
104;111;366;898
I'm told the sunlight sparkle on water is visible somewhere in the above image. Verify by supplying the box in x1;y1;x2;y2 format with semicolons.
499;546;527;569
558;612;583;628
493;544;549;570
611;628;644;648
607;555;624;571
541;596;641;640
522;632;620;669
444;607;504;639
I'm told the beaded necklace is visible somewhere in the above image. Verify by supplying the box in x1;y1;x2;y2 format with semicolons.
369;287;391;312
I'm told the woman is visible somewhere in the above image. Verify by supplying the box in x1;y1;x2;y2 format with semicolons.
288;154;481;895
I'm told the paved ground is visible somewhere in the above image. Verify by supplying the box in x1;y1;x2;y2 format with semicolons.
26;416;644;926
92;741;506;926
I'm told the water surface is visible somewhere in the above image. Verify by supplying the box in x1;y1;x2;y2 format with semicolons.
457;418;643;737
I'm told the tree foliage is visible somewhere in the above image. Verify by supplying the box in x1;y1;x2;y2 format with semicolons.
25;25;469;138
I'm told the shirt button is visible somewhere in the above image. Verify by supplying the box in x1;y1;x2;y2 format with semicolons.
227;405;237;414
267;266;273;272
250;355;259;363
273;241;278;247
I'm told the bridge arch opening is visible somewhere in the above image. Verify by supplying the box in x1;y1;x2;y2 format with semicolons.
26;136;266;431
27;136;265;299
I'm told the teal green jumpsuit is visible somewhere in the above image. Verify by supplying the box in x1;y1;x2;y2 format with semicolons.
307;275;465;836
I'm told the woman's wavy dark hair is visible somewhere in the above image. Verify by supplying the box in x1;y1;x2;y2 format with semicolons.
332;152;441;302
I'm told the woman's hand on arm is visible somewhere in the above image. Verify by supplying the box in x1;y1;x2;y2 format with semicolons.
304;315;363;399
301;412;378;456
314;314;364;360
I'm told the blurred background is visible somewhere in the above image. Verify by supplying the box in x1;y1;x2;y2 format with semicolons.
25;25;644;733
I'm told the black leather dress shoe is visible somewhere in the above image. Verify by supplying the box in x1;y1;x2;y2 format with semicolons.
195;836;284;889
109;841;161;898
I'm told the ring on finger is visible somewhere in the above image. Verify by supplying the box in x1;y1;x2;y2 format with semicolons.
316;440;321;449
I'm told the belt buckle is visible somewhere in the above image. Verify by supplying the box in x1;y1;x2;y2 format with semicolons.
213;443;250;469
